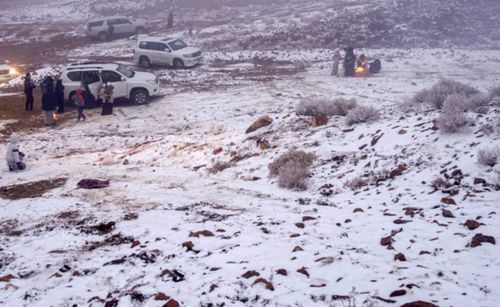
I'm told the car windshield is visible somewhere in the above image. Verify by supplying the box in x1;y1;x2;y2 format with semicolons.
167;39;188;51
117;65;135;78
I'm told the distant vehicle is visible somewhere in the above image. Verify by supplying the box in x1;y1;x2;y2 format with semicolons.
86;16;148;41
0;62;18;82
60;63;160;105
133;36;203;69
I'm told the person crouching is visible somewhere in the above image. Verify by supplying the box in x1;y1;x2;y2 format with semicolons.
6;133;26;172
99;83;114;116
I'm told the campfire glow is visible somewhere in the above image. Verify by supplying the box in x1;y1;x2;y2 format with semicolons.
52;112;58;121
355;66;366;74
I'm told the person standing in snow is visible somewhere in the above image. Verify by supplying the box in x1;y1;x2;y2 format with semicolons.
54;77;65;113
72;85;87;121
23;73;36;111
344;47;356;77
41;76;56;126
5;133;26;172
331;48;342;76
107;24;115;41
99;82;114;116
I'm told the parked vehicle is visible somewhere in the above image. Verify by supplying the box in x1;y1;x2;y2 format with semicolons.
0;61;18;82
87;16;148;41
133;36;203;69
60;63;160;104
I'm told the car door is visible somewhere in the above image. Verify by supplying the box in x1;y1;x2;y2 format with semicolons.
162;43;174;65
81;71;102;101
109;18;128;35
101;70;128;99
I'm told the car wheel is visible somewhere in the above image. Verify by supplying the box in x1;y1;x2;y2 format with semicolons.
139;56;151;68
136;26;146;34
68;92;76;104
98;31;108;41
130;89;149;104
173;59;184;69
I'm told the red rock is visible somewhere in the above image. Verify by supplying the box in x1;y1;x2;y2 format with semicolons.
469;233;496;247
441;197;456;205
311;115;328;127
0;274;15;282
380;236;393;246
464;219;480;230
389;289;407;297
212;147;223;155
131;240;140;248
163;299;180;307
297;267;310;278
276;269;288;276
242;270;260;279
252;278;274;291
442;209;455;218
394;253;406;261
154;292;170;301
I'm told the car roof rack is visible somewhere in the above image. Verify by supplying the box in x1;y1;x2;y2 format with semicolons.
69;62;113;66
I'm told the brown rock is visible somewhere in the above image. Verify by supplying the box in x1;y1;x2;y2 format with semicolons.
311;115;329;127
473;178;487;185
297;267;310;278
469;233;496;247
293;246;304;252
209;284;218;293
302;216;317;222
252;278;274;291
290;233;301;238
0;274;15;282
398;129;407;135
163;299;180;307
389;289;407;297
182;241;194;251
353;208;364;213
242;270;260;279
394;253;407;261
131;240;140;248
401;301;437;307
371;133;384;146
464;219;480;230
441;197;456;205
380;236;393;246
257;138;270;150
189;230;214;238
245;115;273;134
154;292;170;301
276;269;288;276
295;222;305;229
442;209;455;218
389;164;407;179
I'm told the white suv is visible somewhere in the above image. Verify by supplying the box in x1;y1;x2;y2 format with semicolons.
61;63;160;104
133;36;203;69
87;16;148;41
0;62;18;82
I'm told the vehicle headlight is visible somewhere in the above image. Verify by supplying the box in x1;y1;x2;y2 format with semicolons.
146;80;157;85
9;68;18;75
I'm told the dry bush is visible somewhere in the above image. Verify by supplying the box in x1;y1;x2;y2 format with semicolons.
345;105;381;126
296;97;358;117
465;93;490;114
345;177;369;190
208;161;233;174
477;147;499;167
412;79;480;109
269;150;316;191
438;94;470;133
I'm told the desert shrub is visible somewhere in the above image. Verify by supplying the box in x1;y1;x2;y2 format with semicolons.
345;105;381;125
477;147;499;167
296;97;358;117
412;79;480;109
465;93;490;114
438;94;470;133
268;150;316;191
208;161;233;174
345;177;369;190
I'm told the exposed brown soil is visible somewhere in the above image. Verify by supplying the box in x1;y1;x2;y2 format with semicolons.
0;178;68;200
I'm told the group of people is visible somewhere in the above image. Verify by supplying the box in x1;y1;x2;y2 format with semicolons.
24;73;65;125
331;47;381;77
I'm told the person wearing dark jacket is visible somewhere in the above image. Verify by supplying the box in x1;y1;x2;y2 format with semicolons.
41;76;56;126
24;73;36;111
344;47;356;77
54;78;65;113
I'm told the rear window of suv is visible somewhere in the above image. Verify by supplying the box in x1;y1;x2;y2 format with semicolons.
88;21;104;28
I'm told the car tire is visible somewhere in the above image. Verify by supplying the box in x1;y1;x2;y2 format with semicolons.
98;31;108;41
173;59;184;69
136;26;146;34
68;92;77;104
130;88;149;104
139;56;151;68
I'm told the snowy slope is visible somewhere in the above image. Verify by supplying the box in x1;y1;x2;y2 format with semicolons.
1;49;499;306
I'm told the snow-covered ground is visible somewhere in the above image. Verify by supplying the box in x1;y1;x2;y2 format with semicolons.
1;49;499;306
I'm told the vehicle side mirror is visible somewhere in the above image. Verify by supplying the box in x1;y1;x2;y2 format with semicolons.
121;77;126;81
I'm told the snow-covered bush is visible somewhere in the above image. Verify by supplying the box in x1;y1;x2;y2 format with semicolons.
345;105;381;126
412;79;480;109
345;177;369;190
296;97;358;117
477;147;499;167
269;150;315;191
438;94;470;133
465;93;490;114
